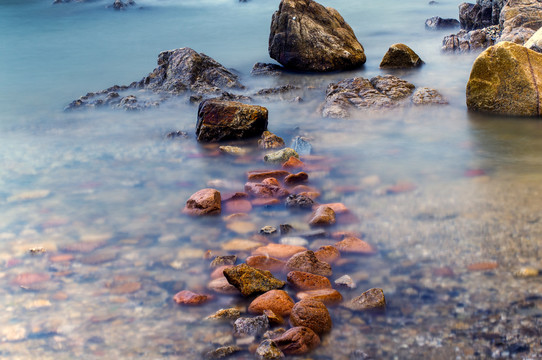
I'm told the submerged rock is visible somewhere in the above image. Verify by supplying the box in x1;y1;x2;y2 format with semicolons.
344;288;386;312
466;41;542;116
233;315;270;337
379;43;424;69
223;264;286;296
256;339;285;359
204;346;242;360
258;131;285;150
196;99;268;142
425;16;460;30
183;188;221;216
264;148;299;163
273;326;320;355
269;0;366;72
291;136;312;155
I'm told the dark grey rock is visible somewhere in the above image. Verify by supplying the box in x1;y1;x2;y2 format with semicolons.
251;62;285;76
285;194;315;210
204;346;242;360
233;315;270;338
425;16;460;30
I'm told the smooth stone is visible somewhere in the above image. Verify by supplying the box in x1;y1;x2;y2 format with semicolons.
252;243;307;259
334;274;356;289
273;326;321;355
245;182;290;198
344;288;386;312
173;290;212;305
282;156;305;170
223;199;253;214
289;299;332;335
246;255;287;272
248;290;295;317
247;170;291;181
183;188;221;216
260;225;278;235
314;245;341;264
287;271;332;290
233;315;270;337
210;265;234;279
221;239;263;252
334;237;376;254
285;194;315;209
284;250;332;276
226;221;258;234
256;339;285;359
264;148;299;164
316;202;348;214
379;43;424;69
296;288;343;306
207;277;240;295
284;172;309;185
223;264;286;296
309;206;336;226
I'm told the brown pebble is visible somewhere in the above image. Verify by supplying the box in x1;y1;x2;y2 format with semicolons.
284;172;309;185
284;250;332;276
296;288;343;306
467;262;498;271
334;237;376;255
251;198;281;207
287;271;331;290
308;206;336;226
252;243;307;259
314;245;341;264
290;299;332;335
282;156;305;170
246;255;286;272
262;177;280;187
315;203;348;214
173;290;212;305
247;170;290;182
274;326;320;355
248;290;295;317
182;188;221;216
210;265;234;279
344;288;386;312
245;182;290;198
224;199;252;214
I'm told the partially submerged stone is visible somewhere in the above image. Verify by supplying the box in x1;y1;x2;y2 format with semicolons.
248;290;295;317
234;315;270;337
269;0;366;72
466;41;542;116
196;99;268;142
173;290;211;305
204;345;242;360
287;271;332;290
264;148;299;164
252;243;307;259
425;16;460;30
334;237;376;254
309;206;336;226
380;43;424;69
412;87;448;105
296;288;343;306
289;299;332;335
206;308;241;321
258;131;285;149
344;288;386;312
246;255;287;272
255;339;285;359
183;188;221;216
284;250;332;276
273;326;321;355
223;263;286;296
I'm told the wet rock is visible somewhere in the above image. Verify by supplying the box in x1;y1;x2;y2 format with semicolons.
248;290;295;317
173;290;212;305
284;250;332;276
525;27;542;52
255;339;285;359
221;239;263;252
335;274;356;289
80;250;117;265
344;288;386;312
211;265;234;279
514;267;540;277
284;172;308;185
467;261;498;271
262;178;280;187
370;75;416;100
442;27;498;52
246;255;287;272
263;309;284;325
251;62;285;76
245;182;290;198
264;148;299;164
165;130;188;139
255;84;302;102
500;0;542;44
260;226;278;235
219;145;248;156
296;288;343;306
291;136;312;156
252;198;281;207
196;99;268;142
459;2;485;31
206;308;241;321
314;245;341;264
412;87;448;105
258;131;285;150
379;43;424;69
285;194;315;209
210;255;237;268
226;221;257;234
334;237;376;254
11;273;50;287
183;188;221;216
466;41;542;116
287;271;331;290
233;315;270;337
282;156;305;170
247;170;290;182
204;345;242;360
309;206;336;226
111;0;136;10
290;299;332;335
279;224;294;235
269;0;366;72
273;326;320;355
223;199;252;214
207;277;239;295
425;16;460;30
223;264;286;296
253;243;307;259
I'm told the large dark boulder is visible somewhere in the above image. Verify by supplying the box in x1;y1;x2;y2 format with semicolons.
268;0;366;72
196;99;268;142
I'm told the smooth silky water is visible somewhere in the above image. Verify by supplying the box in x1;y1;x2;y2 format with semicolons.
2;0;542;359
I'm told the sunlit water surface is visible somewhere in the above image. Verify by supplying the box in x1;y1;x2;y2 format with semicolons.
2;0;542;359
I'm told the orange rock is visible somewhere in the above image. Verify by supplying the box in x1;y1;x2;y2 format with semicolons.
284;172;309;185
221;192;249;201
331;231;361;240
282;156;305;170
263;309;284;325
308;206;336;226
296;288;343;306
248;289;295;317
210;265;234;279
247;170;290;182
314;245;340;264
316;203;348;214
287;271;331;290
49;254;75;263
245;182;290;198
291;185;318;194
298;191;320;199
262;177;280;187
252;243;307;259
182;188;221;216
289;299;332;335
251;198;281;207
246;255;287;272
467;262;498;271
334;237;376;255
173;290;212;305
224;199;253;214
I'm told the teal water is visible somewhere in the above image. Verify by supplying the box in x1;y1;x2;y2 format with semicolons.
2;0;542;359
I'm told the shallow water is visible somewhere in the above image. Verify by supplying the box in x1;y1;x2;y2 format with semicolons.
2;0;542;359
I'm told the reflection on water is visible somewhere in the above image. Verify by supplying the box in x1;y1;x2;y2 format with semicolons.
2;0;542;359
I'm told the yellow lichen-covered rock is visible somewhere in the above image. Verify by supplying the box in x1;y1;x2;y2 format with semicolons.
466;41;542;116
